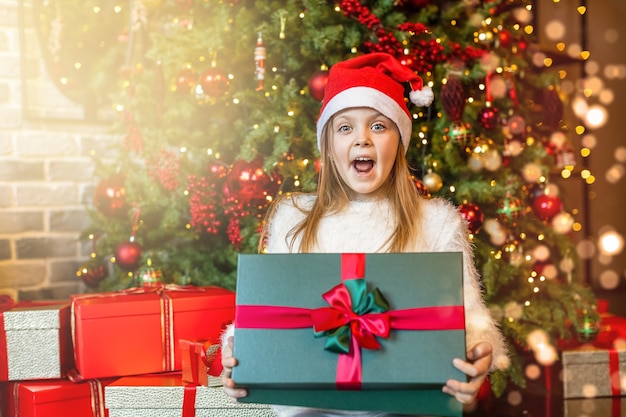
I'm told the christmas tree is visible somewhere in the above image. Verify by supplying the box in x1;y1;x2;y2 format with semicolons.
37;0;599;394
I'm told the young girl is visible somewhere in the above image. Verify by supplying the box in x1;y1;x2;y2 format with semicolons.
222;52;509;416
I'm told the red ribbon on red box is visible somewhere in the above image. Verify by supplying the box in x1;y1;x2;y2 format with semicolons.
236;253;465;390
88;379;106;417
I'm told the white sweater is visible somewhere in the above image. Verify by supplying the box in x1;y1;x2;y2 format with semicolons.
227;195;509;417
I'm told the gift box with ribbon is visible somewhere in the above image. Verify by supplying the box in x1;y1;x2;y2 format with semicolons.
0;377;116;417
0;295;74;381
180;339;223;387
104;373;277;417
71;285;235;380
562;347;626;399
565;397;626;417
232;252;466;416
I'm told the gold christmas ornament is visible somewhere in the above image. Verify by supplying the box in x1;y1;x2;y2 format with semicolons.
422;171;443;193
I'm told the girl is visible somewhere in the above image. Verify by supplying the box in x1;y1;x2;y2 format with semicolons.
222;52;509;416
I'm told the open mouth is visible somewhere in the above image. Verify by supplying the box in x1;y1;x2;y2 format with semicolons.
353;157;375;174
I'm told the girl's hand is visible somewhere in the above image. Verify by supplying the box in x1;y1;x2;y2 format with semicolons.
221;335;248;400
442;342;493;404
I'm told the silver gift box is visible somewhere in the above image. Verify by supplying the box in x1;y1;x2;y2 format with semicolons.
1;303;73;381
562;348;626;399
105;373;278;417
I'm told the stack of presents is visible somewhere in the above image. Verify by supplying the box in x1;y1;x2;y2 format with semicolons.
561;299;626;417
0;284;276;416
1;252;625;416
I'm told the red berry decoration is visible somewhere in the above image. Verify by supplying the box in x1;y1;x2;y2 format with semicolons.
115;241;143;271
308;70;329;101
76;258;108;288
199;67;230;97
459;203;484;234
94;176;127;218
187;173;221;235
533;194;563;221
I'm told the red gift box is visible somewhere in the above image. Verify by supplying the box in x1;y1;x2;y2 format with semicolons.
1;377;115;417
71;286;235;380
0;296;74;382
180;339;223;387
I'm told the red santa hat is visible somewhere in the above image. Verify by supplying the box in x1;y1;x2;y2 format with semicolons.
316;52;434;153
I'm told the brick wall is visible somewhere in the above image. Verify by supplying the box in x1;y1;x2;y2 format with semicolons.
0;0;119;301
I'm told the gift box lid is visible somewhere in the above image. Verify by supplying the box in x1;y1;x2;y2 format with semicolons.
3;302;69;330
72;286;234;320
105;373;272;409
563;348;626;365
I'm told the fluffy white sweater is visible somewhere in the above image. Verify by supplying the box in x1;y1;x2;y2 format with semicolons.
225;195;509;417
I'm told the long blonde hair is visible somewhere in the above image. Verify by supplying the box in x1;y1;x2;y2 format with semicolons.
260;114;425;253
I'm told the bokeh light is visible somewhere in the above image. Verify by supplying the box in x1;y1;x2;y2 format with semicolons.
598;229;624;256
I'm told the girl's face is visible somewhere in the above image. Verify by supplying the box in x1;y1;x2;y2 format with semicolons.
329;107;400;199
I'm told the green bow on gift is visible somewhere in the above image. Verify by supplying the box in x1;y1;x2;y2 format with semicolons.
311;278;392;354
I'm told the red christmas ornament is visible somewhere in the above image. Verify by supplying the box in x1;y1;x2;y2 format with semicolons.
94;176;127;218
498;30;512;48
497;194;524;226
199;67;230;97
308;70;329;101
533;194;563;221
76;258;108;288
478;105;500;130
441;76;465;122
459;203;484;234
543;87;564;130
115;241;143;271
222;159;280;208
446;122;475;147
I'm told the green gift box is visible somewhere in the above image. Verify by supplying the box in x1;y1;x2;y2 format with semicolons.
232;252;466;416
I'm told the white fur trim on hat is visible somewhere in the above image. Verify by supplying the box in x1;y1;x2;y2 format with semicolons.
316;86;413;153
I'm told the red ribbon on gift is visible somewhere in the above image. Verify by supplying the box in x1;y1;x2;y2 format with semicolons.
235;253;465;390
88;379;106;417
186;340;223;385
609;349;622;397
183;384;197;417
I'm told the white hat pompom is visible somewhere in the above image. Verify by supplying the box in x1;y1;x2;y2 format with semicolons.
409;85;434;107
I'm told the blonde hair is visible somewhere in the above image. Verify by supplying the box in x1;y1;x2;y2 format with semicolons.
260;114;425;253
